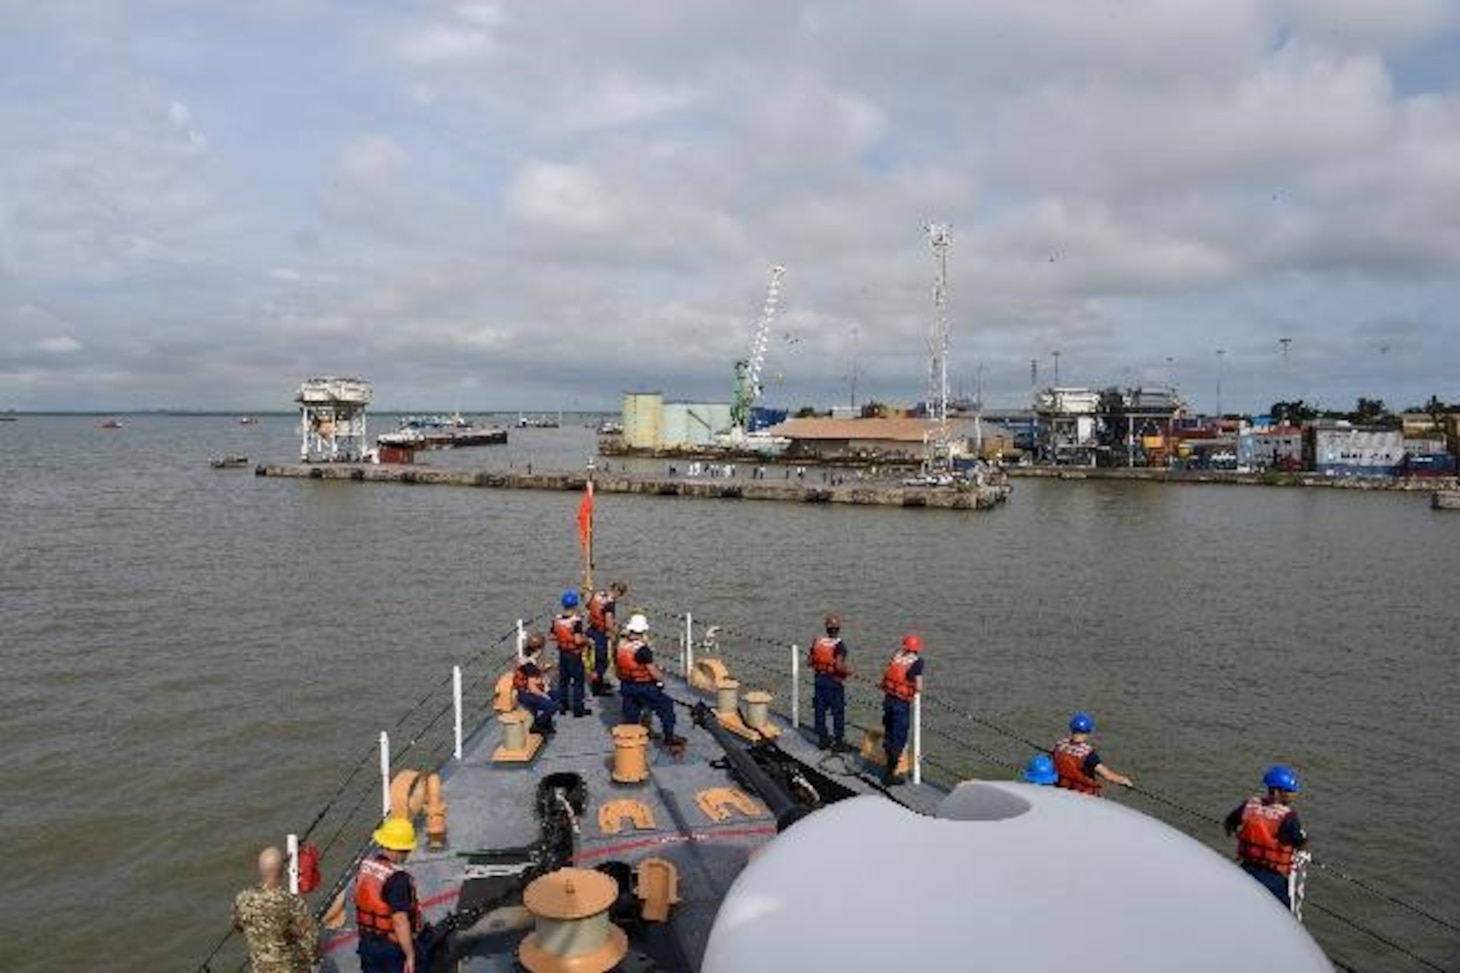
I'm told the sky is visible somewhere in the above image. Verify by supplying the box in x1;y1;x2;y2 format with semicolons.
2;0;1458;414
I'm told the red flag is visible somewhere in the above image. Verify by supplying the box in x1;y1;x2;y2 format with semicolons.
577;480;594;549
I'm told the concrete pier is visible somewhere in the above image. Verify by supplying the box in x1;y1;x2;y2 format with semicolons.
254;464;1012;511
1433;491;1460;510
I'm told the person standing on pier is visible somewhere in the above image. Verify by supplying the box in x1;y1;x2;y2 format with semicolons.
615;613;686;748
879;633;924;786
587;581;627;696
552;590;592;717
355;817;423;973
515;634;558;735
233;845;319;973
809;613;851;751
1052;712;1133;795
1225;765;1308;908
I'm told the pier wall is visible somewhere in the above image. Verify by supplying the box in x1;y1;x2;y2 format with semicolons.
1008;465;1460;493
254;464;1011;511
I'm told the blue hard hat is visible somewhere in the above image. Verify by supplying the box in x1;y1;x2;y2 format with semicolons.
1022;754;1058;785
1263;765;1302;793
561;590;579;608
1069;711;1095;734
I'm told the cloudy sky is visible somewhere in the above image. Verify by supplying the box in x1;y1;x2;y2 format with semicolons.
2;0;1458;413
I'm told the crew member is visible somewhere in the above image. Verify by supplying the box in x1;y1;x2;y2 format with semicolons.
233;845;319;973
515;634;558;736
615;613;685;747
586;581;627;695
1021;754;1058;786
552;590;591;717
1225;765;1309;908
879;633;924;786
1051;712;1133;796
808;613;851;751
356;817;424;973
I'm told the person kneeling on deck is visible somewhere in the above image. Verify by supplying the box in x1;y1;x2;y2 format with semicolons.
616;613;685;748
879;633;924;786
587;581;627;696
516;634;559;736
1052;712;1133;796
356;817;424;973
809;613;851;751
1225;765;1309;909
553;590;592;718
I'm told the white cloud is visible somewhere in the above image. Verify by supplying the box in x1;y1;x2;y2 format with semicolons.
33;335;82;354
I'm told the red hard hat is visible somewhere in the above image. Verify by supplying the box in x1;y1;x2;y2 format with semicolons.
902;632;923;653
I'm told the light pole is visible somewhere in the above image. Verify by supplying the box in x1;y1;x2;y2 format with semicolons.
1052;350;1062;386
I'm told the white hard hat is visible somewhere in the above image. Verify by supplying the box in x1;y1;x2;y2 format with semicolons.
625;613;649;634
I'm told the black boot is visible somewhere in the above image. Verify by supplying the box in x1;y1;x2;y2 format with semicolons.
818;734;832;750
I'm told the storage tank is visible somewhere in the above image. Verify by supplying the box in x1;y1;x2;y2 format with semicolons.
661;402;691;447
622;392;663;449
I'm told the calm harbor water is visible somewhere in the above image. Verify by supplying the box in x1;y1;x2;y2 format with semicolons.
2;415;1457;971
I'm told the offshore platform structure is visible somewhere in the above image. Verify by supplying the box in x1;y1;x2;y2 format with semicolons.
727;264;787;441
296;376;371;462
924;223;954;474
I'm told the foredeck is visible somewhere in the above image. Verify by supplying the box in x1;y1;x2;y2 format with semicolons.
318;672;945;972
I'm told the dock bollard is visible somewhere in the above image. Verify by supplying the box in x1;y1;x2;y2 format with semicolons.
519;868;628;973
715;680;740;716
611;725;650;783
742;690;772;730
500;710;529;753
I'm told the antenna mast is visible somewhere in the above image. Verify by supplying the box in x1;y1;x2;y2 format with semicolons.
925;223;953;473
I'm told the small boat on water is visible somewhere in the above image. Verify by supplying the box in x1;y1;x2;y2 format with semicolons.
239;416;260;425
209;455;250;469
518;411;562;429
100;418;124;429
377;413;508;450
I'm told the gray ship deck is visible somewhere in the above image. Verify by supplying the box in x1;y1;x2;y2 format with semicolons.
318;672;944;972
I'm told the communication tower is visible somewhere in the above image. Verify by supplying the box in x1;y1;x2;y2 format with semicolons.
729;264;787;437
296;376;372;462
925;223;953;473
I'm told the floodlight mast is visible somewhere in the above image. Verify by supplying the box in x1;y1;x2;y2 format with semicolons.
925;223;953;473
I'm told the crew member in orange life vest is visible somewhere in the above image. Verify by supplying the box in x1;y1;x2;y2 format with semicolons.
586;581;627;696
809;613;851;751
1051;712;1133;795
515;633;558;736
355;817;424;973
615;613;685;748
552;590;591;718
879;633;924;786
1224;765;1309;908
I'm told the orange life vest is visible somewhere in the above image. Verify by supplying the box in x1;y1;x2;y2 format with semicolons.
615;637;653;683
1053;738;1102;794
552;613;584;652
1236;797;1297;875
354;855;422;944
809;637;845;679
587;591;613;630
513;662;538;693
880;652;918;702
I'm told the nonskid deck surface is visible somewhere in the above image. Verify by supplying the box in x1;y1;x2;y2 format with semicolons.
319;673;943;972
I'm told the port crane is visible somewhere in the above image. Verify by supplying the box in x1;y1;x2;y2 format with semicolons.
728;264;787;438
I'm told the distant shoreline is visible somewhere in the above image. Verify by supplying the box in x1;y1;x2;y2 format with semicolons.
1007;465;1459;493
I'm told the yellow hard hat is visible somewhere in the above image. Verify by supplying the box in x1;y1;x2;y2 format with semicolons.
372;816;416;852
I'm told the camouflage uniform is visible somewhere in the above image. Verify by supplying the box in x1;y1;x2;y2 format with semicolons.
233;882;320;973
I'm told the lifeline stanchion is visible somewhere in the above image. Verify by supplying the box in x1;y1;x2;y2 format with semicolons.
453;665;463;760
286;833;300;895
789;643;800;730
912;693;923;785
378;731;391;819
685;612;694;674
